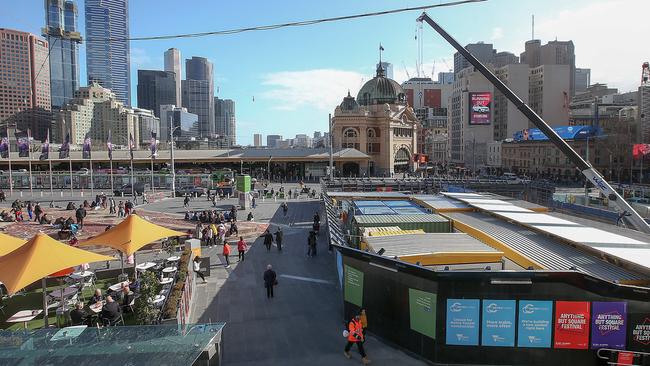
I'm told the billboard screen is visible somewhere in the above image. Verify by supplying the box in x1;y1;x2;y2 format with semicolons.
554;301;591;349
481;300;516;347
468;92;492;125
517;300;553;348
591;302;627;349
446;299;480;346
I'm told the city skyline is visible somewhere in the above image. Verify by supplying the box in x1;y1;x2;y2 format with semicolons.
0;0;646;145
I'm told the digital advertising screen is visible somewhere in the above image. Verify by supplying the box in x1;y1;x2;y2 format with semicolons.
517;300;553;348
468;92;492;125
481;300;516;347
554;301;591;349
591;302;627;349
343;264;364;307
446;299;480;346
408;288;437;339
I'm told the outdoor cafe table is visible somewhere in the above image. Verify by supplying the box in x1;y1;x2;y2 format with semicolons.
166;256;180;262
7;309;42;329
68;271;93;280
89;301;104;314
149;295;165;307
135;262;156;272
108;281;129;293
48;286;78;299
159;278;173;286
162;266;177;274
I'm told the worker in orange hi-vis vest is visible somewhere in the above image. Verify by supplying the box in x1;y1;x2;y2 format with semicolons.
343;314;371;364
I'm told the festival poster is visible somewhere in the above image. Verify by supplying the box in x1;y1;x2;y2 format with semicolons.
627;313;650;352
481;300;516;347
517;300;553;348
408;288;437;339
446;299;480;346
554;301;590;349
591;302;627;349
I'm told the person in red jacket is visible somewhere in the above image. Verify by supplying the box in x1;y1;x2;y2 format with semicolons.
237;236;247;262
222;241;231;268
344;314;371;364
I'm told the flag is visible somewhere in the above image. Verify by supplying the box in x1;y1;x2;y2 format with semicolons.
379;44;384;51
0;136;8;159
150;130;157;158
82;133;91;159
16;131;29;158
128;133;135;160
633;144;650;160
107;130;113;160
59;133;70;159
39;130;50;161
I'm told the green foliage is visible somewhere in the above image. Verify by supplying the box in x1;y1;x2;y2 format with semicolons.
161;249;191;320
161;237;178;256
133;271;161;325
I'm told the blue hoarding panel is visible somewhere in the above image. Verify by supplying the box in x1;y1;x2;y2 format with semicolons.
517;300;553;348
482;300;516;347
446;299;480;346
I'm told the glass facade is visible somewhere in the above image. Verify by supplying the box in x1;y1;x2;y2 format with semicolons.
137;70;177;117
214;98;236;145
182;57;214;138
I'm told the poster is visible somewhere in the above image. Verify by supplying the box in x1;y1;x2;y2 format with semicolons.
628;313;650;352
554;301;590;349
446;299;480;346
591;302;627;349
481;300;516;347
343;264;364;307
409;288;437;339
468;92;492;125
517;300;553;348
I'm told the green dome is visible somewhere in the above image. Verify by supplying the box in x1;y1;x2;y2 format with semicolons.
357;64;406;106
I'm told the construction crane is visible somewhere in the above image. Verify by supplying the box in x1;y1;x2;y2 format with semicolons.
401;62;411;80
417;12;650;234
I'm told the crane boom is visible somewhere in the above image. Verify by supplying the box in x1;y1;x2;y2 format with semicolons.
417;12;650;234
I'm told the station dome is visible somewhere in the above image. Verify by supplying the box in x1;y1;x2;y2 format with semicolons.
357;64;406;106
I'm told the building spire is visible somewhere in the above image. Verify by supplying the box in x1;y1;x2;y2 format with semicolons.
377;44;386;77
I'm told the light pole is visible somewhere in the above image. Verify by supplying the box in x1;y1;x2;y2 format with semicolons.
267;155;272;183
329;113;334;180
170;124;180;198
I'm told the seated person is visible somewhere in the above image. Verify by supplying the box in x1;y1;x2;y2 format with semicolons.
247;211;254;221
191;212;198;221
229;222;238;236
70;302;87;326
91;289;104;304
184;211;190;220
65;201;76;210
0;210;13;222
49;200;55;208
120;285;133;311
100;296;122;325
39;213;52;225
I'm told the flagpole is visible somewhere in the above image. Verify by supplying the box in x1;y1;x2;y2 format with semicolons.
150;158;154;194
48;130;53;196
69;154;73;198
89;155;94;197
130;157;134;197
27;131;33;197
110;156;114;195
7;128;13;196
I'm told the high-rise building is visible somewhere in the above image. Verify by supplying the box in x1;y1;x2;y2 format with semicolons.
437;72;454;85
160;104;199;142
85;0;130;105
182;57;214;137
575;68;591;95
494;51;519;67
376;62;393;79
493;64;529;141
253;133;262;147
164;48;182;107
137;70;177;117
402;77;452;112
214;98;236;146
528;64;571;126
133;108;160;144
453;42;496;74
0;28;51;140
521;40;575;96
43;0;82;109
267;135;282;148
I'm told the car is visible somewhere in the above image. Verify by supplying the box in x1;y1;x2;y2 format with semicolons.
175;186;206;197
114;183;145;196
472;105;489;113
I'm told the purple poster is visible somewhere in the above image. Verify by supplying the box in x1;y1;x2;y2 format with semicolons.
591;302;627;349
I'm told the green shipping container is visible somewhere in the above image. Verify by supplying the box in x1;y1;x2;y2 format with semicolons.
236;175;251;193
353;214;450;234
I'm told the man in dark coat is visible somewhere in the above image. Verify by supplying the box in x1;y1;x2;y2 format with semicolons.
75;206;87;229
263;264;277;299
262;229;273;251
274;227;283;252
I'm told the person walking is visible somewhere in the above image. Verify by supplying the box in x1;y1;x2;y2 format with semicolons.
193;256;206;283
75;206;87;229
109;197;116;215
33;202;43;223
117;201;125;217
307;231;317;257
262;229;274;252
222;241;231;268
26;202;33;221
263;264;277;299
344;314;371;364
359;308;368;341
142;192;149;204
275;227;283;252
124;200;133;215
183;195;190;208
281;202;288;216
237;236;247;262
251;196;256;209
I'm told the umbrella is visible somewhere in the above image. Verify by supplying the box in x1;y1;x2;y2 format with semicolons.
0;233;115;327
0;232;26;256
79;214;187;277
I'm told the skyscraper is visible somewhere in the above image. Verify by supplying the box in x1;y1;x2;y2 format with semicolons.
137;70;176;117
253;133;262;147
164;48;181;106
520;40;576;96
182;57;214;137
85;0;131;105
214;98;236;146
453;42;496;74
575;68;591;95
43;0;82;109
267;135;282;148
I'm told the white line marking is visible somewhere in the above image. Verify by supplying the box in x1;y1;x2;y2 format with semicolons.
279;274;334;285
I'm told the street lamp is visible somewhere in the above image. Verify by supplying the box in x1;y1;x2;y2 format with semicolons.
267;155;272;183
170;124;180;198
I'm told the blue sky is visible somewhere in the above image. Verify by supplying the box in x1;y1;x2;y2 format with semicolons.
2;0;646;145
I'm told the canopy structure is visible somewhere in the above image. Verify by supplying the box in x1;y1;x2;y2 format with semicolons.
79;214;187;256
0;232;26;256
0;233;115;294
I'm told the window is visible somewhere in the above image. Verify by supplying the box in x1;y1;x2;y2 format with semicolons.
367;128;376;138
343;128;358;138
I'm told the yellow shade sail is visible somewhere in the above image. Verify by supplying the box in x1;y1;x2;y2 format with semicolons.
79;214;188;256
0;233;116;294
0;232;26;256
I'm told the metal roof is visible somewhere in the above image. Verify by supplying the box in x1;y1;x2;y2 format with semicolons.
365;233;498;258
445;211;645;281
353;200;427;215
327;191;408;199
354;214;449;225
412;195;470;210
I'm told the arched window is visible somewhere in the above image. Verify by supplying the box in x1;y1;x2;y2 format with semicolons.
343;128;358;138
367;128;376;138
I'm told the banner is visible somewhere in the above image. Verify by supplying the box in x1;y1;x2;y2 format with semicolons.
0;136;8;158
408;288;437;339
16;131;29;158
554;301;590;349
343;264;364;307
59;133;70;159
629;313;650;352
150;130;157;158
39;130;49;161
82;133;91;159
633;144;650;160
446;299;480;346
481;300;516;347
591;302;627;349
107;130;113;160
517;300;553;348
468;92;492;125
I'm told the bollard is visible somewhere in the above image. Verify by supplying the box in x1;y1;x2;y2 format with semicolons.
20;191;23;197
40;191;43;197
274;196;276;202
80;191;84;197
60;191;63;197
